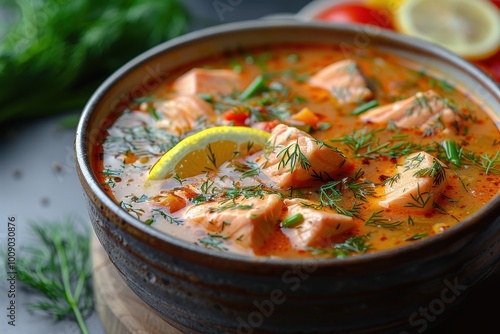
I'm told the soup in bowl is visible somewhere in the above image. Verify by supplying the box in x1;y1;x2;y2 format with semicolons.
75;20;500;333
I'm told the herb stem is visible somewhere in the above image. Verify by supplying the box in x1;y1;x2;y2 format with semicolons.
55;234;89;334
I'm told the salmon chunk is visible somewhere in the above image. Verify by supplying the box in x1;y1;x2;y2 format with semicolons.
184;194;283;250
282;199;355;249
174;68;241;97
379;152;448;213
155;95;215;134
257;124;349;190
360;90;461;135
308;59;373;104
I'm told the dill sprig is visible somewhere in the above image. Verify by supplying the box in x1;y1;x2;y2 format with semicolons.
404;184;433;209
308;233;372;258
198;234;229;251
277;141;312;172
404;232;429;241
343;168;376;201
6;218;93;334
151;208;184;225
364;210;404;230
318;181;343;209
382;173;401;187
331;128;436;159
461;148;500;174
412;158;448;186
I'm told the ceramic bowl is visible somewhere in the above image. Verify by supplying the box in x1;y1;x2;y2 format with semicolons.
75;20;500;334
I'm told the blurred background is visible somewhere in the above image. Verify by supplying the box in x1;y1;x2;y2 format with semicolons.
0;0;498;333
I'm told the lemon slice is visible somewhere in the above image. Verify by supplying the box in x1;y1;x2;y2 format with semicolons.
148;126;270;180
395;0;500;60
366;0;404;11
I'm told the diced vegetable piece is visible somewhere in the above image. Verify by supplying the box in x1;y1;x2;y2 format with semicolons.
291;107;320;125
239;75;268;100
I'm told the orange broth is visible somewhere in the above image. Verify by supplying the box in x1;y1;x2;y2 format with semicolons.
94;43;500;258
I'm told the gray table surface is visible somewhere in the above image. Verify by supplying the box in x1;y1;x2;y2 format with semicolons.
0;1;498;333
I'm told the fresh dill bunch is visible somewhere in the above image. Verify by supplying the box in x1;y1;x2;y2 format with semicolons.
0;0;191;124
9;218;93;334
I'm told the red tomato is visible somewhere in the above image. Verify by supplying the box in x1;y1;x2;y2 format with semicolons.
476;51;500;83
491;0;500;10
315;3;393;29
223;109;249;126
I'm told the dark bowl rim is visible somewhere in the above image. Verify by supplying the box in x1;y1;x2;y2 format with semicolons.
75;19;500;268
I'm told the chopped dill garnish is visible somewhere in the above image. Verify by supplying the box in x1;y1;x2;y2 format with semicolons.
404;232;429;241
412;158;448;186
151;208;184;225
214;203;253;213
404;184;432;209
331;128;436;159
343;168;376;201
308;233;372;258
318;181;342;208
277;141;312;172
102;168;123;177
364;210;403;230
461;148;500;174
199;233;228;251
407;216;415;226
382;173;401;187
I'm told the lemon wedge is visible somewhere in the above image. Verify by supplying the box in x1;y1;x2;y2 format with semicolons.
148;126;270;180
394;0;500;60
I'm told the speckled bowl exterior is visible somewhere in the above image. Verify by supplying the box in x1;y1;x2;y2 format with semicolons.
75;21;500;334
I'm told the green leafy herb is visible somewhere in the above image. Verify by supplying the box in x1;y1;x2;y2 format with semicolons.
404;184;432;209
214;203;253;213
151;208;184;225
382;173;401;187
404;232;429;241
102;168;123;177
364;210;403;230
331;128;436;159
277;141;312;173
428;77;455;93
229;59;242;73
121;201;145;218
343;168;375;201
0;0;191;124
318;181;343;209
223;184;274;202
461;149;500;174
3;218;93;334
199;233;228;251
104;124;179;157
407;216;415;226
308;234;372;258
413;158;447;186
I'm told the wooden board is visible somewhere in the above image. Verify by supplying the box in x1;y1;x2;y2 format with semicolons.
92;231;499;334
91;232;183;334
